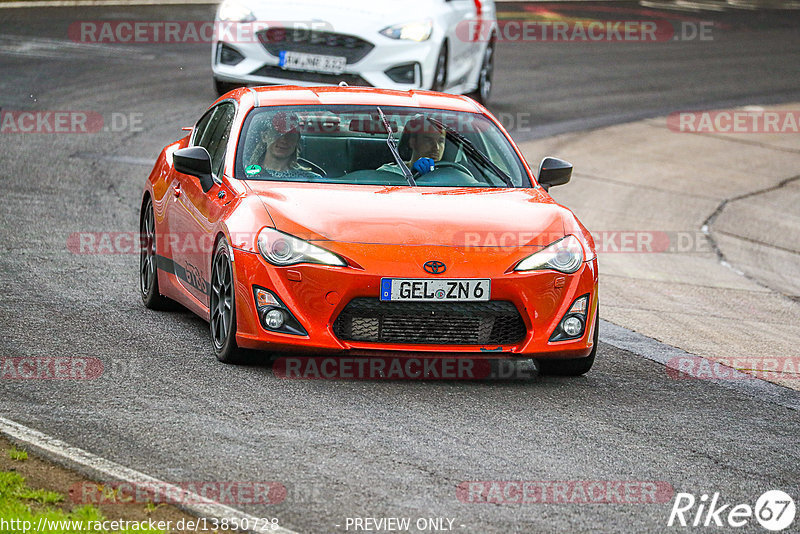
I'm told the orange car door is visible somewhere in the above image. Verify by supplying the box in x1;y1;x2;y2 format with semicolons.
167;103;236;306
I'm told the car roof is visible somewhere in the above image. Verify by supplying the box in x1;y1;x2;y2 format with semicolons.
228;85;484;114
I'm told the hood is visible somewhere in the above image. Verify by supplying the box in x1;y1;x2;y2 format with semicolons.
246;182;568;248
240;0;445;35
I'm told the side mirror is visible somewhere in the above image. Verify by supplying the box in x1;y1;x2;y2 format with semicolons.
173;146;215;193
537;157;572;191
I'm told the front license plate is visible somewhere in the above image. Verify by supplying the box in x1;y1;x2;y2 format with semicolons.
380;279;491;302
279;51;346;74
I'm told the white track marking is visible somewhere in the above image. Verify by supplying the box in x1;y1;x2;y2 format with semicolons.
0;416;301;534
600;320;800;411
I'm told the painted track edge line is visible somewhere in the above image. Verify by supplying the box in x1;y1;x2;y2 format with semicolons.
599;319;800;411
0;416;301;534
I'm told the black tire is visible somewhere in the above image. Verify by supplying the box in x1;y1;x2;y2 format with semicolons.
139;198;174;310
431;42;448;92
209;237;249;364
214;78;238;97
467;37;495;105
539;309;599;376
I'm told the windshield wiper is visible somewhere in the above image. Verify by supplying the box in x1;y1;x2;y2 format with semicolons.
376;107;415;186
427;117;514;188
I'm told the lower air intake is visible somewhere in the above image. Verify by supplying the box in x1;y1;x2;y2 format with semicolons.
333;298;526;345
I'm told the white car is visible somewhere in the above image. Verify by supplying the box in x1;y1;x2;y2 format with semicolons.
211;0;497;103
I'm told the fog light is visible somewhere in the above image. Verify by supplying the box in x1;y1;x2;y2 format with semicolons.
550;293;591;342
562;316;583;337
252;285;308;336
385;62;420;85
265;309;285;329
217;43;244;66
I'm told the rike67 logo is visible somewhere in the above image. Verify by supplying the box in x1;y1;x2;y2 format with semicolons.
668;490;795;531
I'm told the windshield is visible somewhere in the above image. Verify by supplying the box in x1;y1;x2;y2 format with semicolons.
235;105;531;187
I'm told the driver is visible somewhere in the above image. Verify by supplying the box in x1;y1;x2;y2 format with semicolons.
378;114;445;176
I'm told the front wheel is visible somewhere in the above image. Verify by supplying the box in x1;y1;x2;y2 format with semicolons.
209;238;248;364
214;78;238;97
467;38;495;105
538;309;599;376
431;43;448;92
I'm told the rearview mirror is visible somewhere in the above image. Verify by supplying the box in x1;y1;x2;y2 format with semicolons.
537;157;572;191
173;146;214;193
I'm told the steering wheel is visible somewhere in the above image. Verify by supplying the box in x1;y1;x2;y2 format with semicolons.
298;158;326;177
412;161;473;180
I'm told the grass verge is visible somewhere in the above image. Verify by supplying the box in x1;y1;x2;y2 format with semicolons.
0;436;233;534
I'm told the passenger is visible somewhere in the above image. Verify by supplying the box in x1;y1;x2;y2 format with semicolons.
244;112;321;180
379;114;445;176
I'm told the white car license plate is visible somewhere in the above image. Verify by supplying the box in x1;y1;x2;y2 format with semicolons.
279;51;346;74
380;279;491;302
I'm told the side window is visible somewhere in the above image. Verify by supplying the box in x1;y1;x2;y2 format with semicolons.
192;103;236;177
191;108;217;147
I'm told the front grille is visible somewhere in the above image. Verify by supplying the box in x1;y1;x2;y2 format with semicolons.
333;298;527;345
257;28;374;64
250;65;372;86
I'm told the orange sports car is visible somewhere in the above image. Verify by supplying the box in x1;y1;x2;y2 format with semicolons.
140;86;598;375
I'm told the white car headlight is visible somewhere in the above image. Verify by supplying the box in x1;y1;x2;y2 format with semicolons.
257;228;346;267
514;235;584;274
217;0;255;22
380;19;433;41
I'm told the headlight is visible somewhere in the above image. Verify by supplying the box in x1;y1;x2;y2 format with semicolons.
514;235;584;274
257;228;346;267
380;19;433;41
217;0;255;22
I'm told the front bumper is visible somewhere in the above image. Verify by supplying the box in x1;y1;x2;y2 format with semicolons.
231;246;599;360
211;33;441;90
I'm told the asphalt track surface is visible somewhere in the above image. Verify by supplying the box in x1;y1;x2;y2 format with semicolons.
1;2;799;533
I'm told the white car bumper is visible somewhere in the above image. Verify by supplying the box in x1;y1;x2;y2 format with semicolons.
211;31;442;90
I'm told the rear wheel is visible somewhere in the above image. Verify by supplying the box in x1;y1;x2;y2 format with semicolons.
539;309;599;376
210;238;248;364
139;198;173;310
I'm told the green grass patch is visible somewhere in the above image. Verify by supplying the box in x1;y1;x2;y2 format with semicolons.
143;502;164;515
0;471;166;533
7;447;28;461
